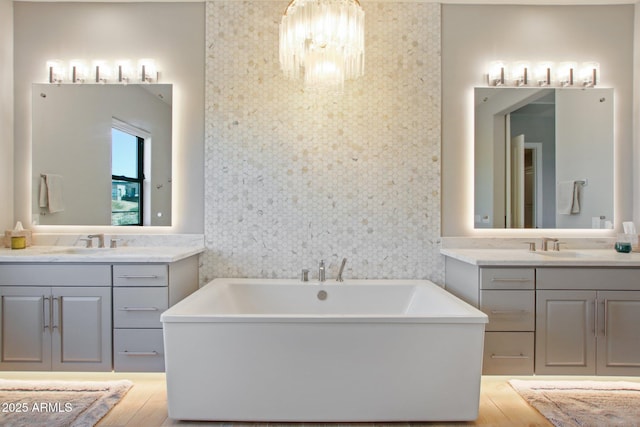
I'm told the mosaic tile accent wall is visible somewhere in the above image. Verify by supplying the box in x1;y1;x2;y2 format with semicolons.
203;1;442;284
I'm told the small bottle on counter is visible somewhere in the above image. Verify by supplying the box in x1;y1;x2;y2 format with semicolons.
11;236;26;250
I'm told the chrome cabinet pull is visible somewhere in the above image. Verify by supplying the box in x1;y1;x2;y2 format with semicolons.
118;350;158;356
490;354;529;359
491;278;531;283
52;297;60;330
116;275;159;279
603;299;608;337
118;307;159;312
43;296;50;331
490;309;528;315
593;299;598;337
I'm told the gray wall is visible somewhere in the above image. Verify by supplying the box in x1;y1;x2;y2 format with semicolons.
555;89;614;228
0;0;13;232
634;4;640;229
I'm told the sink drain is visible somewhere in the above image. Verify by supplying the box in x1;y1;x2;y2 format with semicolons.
317;290;328;301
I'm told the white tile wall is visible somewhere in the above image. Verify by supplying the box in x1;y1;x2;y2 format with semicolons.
203;1;442;284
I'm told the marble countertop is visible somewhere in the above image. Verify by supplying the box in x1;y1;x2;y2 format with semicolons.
440;248;640;267
0;245;204;263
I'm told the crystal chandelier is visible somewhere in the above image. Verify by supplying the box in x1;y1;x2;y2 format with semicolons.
279;0;365;91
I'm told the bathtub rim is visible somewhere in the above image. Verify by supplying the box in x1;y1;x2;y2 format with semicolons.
161;278;488;324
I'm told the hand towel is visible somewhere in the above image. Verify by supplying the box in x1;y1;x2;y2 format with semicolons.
40;174;65;213
39;176;48;208
557;180;580;215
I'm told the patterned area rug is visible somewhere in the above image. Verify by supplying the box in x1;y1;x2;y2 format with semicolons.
0;379;132;427
510;379;640;427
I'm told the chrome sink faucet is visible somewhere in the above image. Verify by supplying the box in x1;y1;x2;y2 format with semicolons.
88;233;105;248
541;237;559;251
318;259;326;282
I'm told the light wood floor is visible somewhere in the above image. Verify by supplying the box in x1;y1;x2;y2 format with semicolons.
1;371;558;426
8;372;640;427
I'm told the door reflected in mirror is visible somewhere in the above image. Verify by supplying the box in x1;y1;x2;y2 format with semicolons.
474;87;613;229
32;84;172;226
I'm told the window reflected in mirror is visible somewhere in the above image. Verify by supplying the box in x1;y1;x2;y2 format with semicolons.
111;126;144;226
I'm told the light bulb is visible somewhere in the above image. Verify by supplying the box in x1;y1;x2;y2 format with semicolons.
488;61;507;86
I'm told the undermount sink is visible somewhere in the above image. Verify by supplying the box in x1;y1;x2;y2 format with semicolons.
54;247;115;254
531;250;594;258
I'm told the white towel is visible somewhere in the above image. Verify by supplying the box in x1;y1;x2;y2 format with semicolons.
557;180;580;215
38;176;48;209
39;174;65;213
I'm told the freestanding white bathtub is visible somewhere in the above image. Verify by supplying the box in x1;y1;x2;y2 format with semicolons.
161;278;488;422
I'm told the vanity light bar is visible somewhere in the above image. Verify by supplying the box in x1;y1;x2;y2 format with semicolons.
47;59;160;84
487;61;599;87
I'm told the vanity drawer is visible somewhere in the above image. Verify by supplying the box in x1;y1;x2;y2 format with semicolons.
480;268;535;290
483;332;534;375
481;290;535;331
0;264;111;286
113;287;168;328
113;264;168;287
537;268;640;290
114;329;165;372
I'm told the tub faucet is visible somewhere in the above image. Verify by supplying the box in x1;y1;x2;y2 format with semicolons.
336;258;347;282
319;260;326;282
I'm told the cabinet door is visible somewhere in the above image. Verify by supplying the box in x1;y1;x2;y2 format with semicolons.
597;291;640;375
0;286;52;370
536;290;596;374
51;287;112;371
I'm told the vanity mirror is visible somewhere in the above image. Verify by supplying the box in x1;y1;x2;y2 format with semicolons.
32;83;172;226
474;87;613;229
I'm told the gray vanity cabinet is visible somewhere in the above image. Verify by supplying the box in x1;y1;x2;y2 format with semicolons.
445;256;640;376
536;287;640;375
0;265;112;371
444;258;535;374
536;268;640;376
479;268;535;375
0;254;199;372
112;256;198;372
